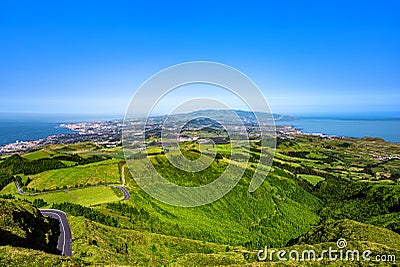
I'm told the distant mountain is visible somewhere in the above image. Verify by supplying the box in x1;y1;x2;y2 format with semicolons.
156;109;293;124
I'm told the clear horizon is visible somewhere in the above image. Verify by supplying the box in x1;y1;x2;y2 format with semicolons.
1;1;399;115
1;109;400;121
1;109;400;145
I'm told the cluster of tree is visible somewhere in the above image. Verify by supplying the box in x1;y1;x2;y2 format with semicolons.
283;150;339;164
271;166;314;192
272;160;337;180
312;178;400;233
249;144;262;154
390;172;400;181
364;164;375;176
363;158;400;178
0;173;14;190
0;154;109;177
52;202;119;227
13;175;31;190
152;154;229;186
0;199;60;254
248;152;260;163
209;137;229;144
283;151;310;158
32;198;48;208
0;193;14;199
0;154;110;190
146;151;165;156
276;138;296;147
0;155;66;175
106;202;150;221
53;154;109;165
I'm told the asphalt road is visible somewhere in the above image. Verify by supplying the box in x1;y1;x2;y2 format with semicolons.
13;177;129;256
40;209;73;257
115;185;131;200
14;180;25;195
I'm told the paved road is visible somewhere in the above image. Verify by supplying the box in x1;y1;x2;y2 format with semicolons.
14;180;30;195
40;209;73;257
12;164;131;257
115;185;130;200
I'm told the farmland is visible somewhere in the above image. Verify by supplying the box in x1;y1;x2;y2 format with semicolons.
1;134;400;265
25;159;122;191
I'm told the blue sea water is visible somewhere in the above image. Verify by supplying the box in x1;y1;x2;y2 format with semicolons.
275;116;400;143
0;113;122;147
0;113;399;147
0;121;76;146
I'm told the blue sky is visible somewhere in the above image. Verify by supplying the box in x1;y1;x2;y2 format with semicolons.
0;1;399;116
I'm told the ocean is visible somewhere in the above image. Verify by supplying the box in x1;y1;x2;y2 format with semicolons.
275;116;400;143
0;113;122;147
0;121;76;146
0;113;399;147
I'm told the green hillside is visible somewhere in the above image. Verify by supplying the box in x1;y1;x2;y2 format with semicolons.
0;246;76;267
0;199;59;254
0;135;399;266
110;150;322;249
294;219;400;250
312;178;400;233
25;159;122;191
0;184;123;207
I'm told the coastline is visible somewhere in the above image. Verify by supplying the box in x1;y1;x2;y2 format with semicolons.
1;116;399;155
0;120;122;155
275;117;400;143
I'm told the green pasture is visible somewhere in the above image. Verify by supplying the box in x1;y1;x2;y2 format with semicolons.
26;159;122;191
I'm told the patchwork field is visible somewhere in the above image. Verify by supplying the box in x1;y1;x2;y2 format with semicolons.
25;159;122;191
1;135;399;265
1;183;122;207
298;174;325;186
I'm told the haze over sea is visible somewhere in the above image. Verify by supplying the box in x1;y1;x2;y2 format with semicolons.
0;113;121;147
275;113;400;143
0;112;399;147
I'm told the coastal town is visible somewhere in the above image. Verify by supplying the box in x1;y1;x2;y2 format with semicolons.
0;120;122;154
2;112;399;166
0;114;303;155
0;123;346;156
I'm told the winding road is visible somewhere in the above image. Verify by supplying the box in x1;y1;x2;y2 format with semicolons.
14;180;27;195
113;164;130;200
12;163;131;256
114;185;130;200
40;209;73;257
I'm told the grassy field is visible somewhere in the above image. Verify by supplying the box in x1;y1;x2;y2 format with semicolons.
69;216;247;266
25;159;122;191
114;148;322;249
88;146;126;160
298;174;325;186
22;150;54;160
1;135;400;266
1;184;123;207
50;142;101;154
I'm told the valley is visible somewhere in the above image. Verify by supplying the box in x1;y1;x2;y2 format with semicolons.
0;129;399;265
